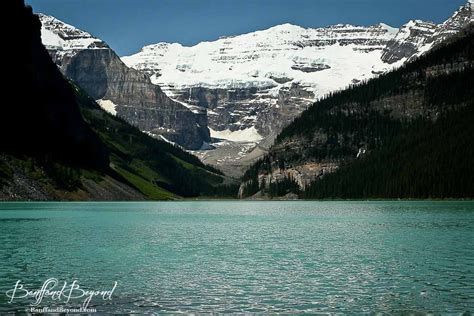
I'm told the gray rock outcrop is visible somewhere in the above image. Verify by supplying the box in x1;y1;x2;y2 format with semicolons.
39;14;210;149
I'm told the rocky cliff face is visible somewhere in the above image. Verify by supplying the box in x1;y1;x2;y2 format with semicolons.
39;14;210;149
381;20;437;64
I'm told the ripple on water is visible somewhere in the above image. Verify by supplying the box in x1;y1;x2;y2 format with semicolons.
0;201;473;313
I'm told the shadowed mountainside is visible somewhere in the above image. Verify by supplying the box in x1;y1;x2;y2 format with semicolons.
0;0;237;200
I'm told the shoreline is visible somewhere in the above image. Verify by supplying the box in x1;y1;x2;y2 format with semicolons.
0;199;473;203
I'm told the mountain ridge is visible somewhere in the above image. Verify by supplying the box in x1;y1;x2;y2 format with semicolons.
121;0;472;176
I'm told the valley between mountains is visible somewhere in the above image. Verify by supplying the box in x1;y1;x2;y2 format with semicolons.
1;0;472;200
39;1;473;179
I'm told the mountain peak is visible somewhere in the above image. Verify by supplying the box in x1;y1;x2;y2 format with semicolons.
265;23;306;33
440;0;473;31
377;23;399;34
330;23;357;28
140;42;183;53
38;13;108;50
459;0;473;12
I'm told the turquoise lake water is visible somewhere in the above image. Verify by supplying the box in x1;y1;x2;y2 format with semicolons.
0;201;473;313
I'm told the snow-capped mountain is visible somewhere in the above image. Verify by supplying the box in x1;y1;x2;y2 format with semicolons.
38;1;472;177
120;1;472;176
40;13;109;52
39;14;210;150
122;0;472;155
123;23;397;91
122;23;399;143
381;20;437;64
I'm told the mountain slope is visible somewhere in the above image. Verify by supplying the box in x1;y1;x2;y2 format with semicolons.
2;1;109;170
304;99;474;199
123;23;399;141
75;87;237;199
1;0;235;201
381;1;473;63
39;14;210;150
240;24;474;199
123;1;473;175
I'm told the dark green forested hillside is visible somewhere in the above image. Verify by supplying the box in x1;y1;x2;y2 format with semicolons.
0;0;237;200
241;24;474;199
304;100;474;199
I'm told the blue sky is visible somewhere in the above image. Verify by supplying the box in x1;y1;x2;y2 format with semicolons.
27;0;467;56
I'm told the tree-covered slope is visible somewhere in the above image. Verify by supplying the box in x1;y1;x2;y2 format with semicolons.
304;99;474;199
0;0;237;200
76;87;237;199
241;24;474;199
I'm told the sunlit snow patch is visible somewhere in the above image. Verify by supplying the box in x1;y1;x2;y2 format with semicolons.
210;127;263;143
97;99;117;116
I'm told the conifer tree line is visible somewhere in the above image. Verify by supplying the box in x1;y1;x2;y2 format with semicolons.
303;100;474;199
241;24;474;199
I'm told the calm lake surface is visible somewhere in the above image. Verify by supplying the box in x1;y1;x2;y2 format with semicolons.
0;201;473;313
